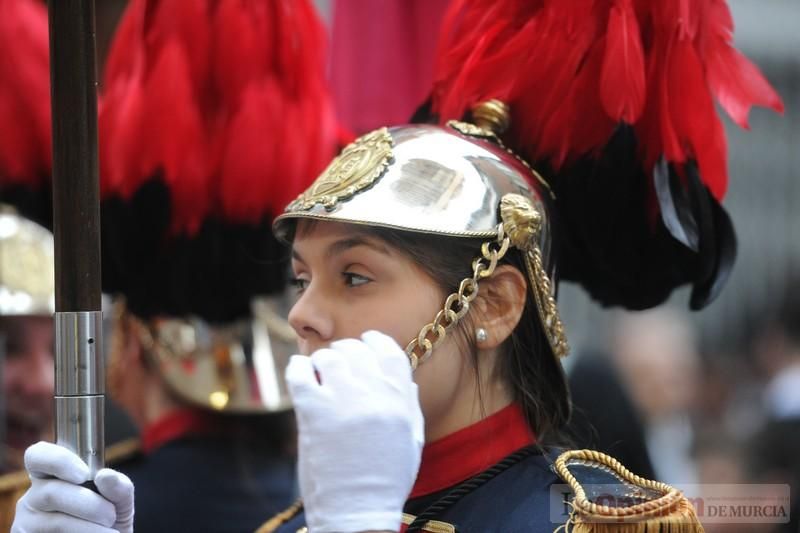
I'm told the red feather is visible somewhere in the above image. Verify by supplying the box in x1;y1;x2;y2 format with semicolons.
219;78;283;223
0;0;51;187
141;39;210;235
668;31;728;198
600;0;645;123
101;0;341;234
431;0;782;201
702;0;783;129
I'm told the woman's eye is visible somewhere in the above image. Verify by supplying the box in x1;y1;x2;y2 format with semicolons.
343;272;372;287
289;277;309;292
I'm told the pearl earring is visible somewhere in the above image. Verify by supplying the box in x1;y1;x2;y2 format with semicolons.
476;328;488;343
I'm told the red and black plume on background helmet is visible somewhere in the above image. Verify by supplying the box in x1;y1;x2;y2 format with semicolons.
414;0;783;310
100;0;343;324
0;0;52;226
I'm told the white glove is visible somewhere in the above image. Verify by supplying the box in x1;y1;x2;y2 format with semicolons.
287;330;425;533
12;441;134;533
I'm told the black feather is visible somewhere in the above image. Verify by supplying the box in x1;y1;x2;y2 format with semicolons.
101;178;289;324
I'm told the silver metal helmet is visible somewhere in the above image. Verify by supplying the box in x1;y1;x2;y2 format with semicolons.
0;206;55;316
274;101;569;370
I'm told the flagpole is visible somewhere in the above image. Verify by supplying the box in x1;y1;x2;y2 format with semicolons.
48;0;104;476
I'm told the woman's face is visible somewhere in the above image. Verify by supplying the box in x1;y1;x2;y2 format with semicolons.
288;220;473;438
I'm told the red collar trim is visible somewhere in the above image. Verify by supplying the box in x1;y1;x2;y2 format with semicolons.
141;408;215;454
409;402;535;499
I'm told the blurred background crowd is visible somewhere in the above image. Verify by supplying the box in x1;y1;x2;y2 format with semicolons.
0;0;797;532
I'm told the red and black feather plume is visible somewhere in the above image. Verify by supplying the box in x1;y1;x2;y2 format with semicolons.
100;0;342;322
424;0;782;309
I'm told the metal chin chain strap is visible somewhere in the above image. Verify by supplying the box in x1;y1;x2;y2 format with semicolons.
405;193;569;370
404;225;511;370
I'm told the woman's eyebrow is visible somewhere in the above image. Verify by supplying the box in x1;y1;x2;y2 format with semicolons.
326;237;390;259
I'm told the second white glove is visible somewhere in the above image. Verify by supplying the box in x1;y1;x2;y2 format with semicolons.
12;441;134;533
286;330;425;533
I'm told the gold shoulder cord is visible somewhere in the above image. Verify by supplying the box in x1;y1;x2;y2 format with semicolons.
255;499;304;533
402;513;457;533
553;449;704;532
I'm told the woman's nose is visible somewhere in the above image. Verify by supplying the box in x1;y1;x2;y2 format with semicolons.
288;284;335;349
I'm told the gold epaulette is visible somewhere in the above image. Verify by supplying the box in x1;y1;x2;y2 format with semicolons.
0;438;140;533
254;500;457;533
553;449;704;532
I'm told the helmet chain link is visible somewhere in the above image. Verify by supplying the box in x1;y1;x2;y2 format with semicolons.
405;225;510;369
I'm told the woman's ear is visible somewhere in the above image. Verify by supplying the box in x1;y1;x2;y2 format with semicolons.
471;264;527;349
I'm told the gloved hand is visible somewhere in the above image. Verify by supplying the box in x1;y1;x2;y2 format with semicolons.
12;441;134;533
287;330;425;533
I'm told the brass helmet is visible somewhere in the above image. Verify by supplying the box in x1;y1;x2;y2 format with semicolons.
274;101;569;371
0;206;54;316
115;296;297;413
